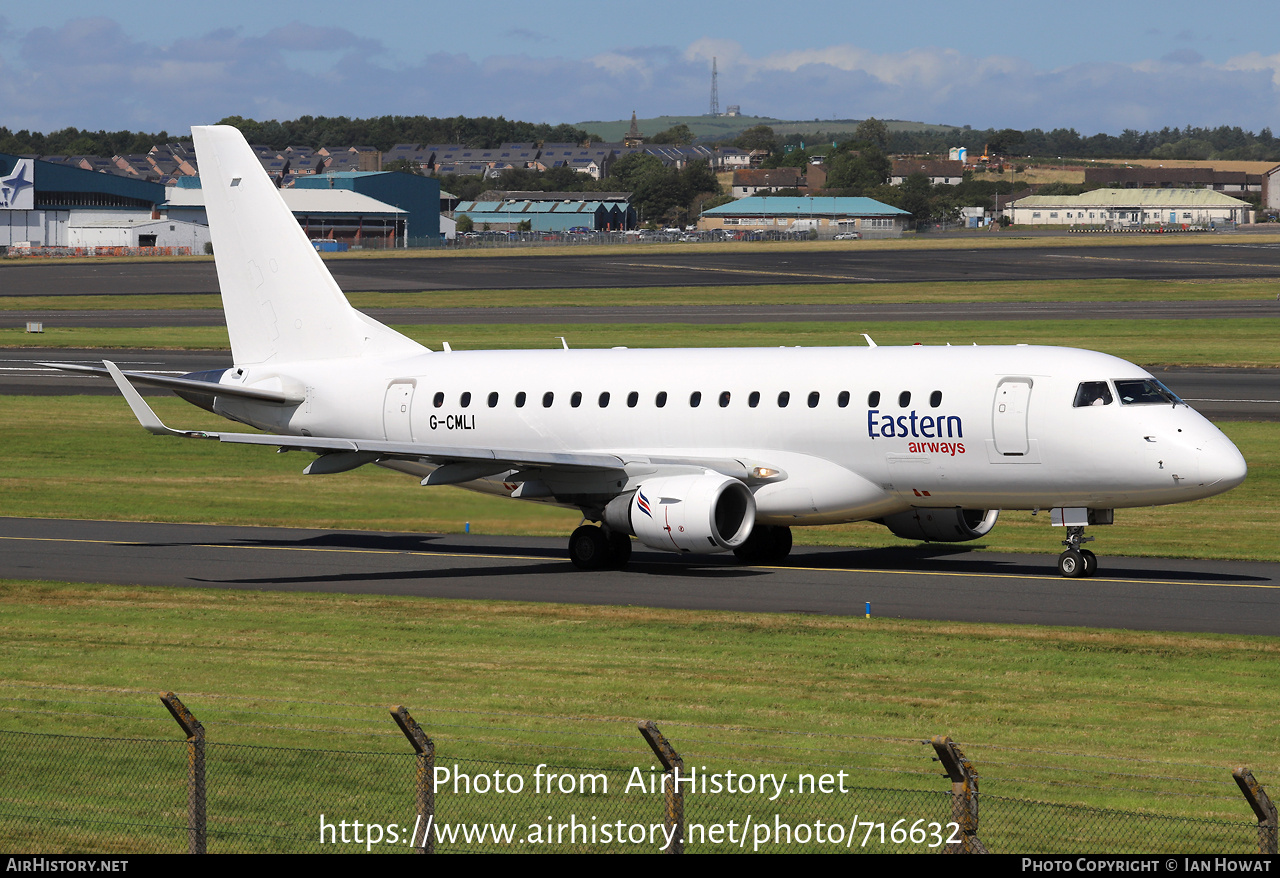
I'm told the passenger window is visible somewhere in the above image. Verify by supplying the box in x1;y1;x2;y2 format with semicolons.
778;391;790;408
571;391;582;408
1074;381;1114;407
542;391;554;408
808;391;820;408
433;392;444;408
515;392;526;408
460;392;471;408
599;391;610;408
868;391;880;407
838;390;850;408
749;391;760;408
929;391;942;408
627;391;638;408
656;391;667;408
719;391;731;408
690;391;702;408
898;391;911;407
487;392;498;408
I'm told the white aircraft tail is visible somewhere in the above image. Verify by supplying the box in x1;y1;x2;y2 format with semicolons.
192;125;426;366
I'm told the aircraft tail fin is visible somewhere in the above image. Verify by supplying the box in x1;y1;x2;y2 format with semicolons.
192;125;426;366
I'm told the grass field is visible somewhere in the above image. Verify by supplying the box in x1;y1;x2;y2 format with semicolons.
0;583;1274;836
5;317;1280;368
4;276;1279;313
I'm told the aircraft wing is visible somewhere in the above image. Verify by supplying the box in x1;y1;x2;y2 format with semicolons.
102;360;769;484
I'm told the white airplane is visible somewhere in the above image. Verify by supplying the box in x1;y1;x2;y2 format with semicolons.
52;126;1248;578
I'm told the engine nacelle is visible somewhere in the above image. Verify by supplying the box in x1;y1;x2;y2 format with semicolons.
603;473;755;553
880;508;999;542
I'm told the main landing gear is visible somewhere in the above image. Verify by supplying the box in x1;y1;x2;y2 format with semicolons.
733;524;793;564
1057;526;1098;578
568;524;632;571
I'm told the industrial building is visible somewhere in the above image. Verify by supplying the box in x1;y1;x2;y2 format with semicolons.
1006;189;1252;227
455;192;635;232
698;196;909;238
0;152;170;249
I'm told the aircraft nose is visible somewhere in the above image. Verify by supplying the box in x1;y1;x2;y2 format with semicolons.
1198;435;1247;492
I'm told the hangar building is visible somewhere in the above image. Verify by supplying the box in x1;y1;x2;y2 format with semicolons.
0;152;175;249
698;196;909;238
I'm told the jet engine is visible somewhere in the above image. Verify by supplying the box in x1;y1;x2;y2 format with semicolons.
603;473;755;553
879;508;999;542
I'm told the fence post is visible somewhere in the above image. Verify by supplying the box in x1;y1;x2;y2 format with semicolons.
160;692;206;855
391;705;435;854
638;721;684;854
931;735;988;854
1233;768;1278;854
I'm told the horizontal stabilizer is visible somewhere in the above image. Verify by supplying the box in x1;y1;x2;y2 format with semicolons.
41;362;303;405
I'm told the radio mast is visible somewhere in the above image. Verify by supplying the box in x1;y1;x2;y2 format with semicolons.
709;57;719;116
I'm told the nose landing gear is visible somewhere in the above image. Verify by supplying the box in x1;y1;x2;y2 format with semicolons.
1057;526;1098;578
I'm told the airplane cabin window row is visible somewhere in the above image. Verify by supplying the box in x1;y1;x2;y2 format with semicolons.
425;389;946;410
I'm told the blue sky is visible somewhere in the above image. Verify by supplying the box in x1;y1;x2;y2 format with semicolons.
3;1;1279;136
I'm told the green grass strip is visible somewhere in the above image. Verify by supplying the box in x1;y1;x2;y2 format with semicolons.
3;277;1277;312
4;318;1280;367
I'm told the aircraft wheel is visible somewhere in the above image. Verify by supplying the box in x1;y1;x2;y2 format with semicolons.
734;525;793;564
607;532;632;569
1080;549;1098;578
1057;549;1085;578
569;525;610;570
771;525;793;560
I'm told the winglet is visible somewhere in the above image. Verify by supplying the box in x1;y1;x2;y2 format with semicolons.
103;359;206;438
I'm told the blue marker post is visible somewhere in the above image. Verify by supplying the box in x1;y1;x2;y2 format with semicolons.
865;601;871;619
464;522;470;534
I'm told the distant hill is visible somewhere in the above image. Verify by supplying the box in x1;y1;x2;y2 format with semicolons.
575;115;966;143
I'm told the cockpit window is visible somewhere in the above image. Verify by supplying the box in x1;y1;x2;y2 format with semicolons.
1073;381;1113;407
1114;378;1184;406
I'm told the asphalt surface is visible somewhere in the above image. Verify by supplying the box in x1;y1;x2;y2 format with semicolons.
6;240;1280;296
2;518;1275;635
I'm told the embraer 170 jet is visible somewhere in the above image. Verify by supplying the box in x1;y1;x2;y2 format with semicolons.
53;126;1248;578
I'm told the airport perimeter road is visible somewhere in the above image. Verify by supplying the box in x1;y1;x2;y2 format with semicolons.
6;240;1280;295
5;350;1277;420
1;518;1275;636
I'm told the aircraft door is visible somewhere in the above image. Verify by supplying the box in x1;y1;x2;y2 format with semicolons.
383;381;416;442
992;378;1032;455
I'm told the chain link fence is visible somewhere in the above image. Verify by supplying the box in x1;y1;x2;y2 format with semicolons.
0;692;1272;855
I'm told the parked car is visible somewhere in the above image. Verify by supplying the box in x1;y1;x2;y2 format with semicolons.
834;232;861;240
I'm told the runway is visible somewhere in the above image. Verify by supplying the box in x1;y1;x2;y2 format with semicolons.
5;240;1280;296
2;518;1276;636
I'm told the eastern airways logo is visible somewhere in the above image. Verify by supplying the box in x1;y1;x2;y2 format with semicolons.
0;160;35;210
868;407;967;455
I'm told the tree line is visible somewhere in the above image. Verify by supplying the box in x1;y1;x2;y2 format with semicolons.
0;114;599;157
731;121;1280;163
